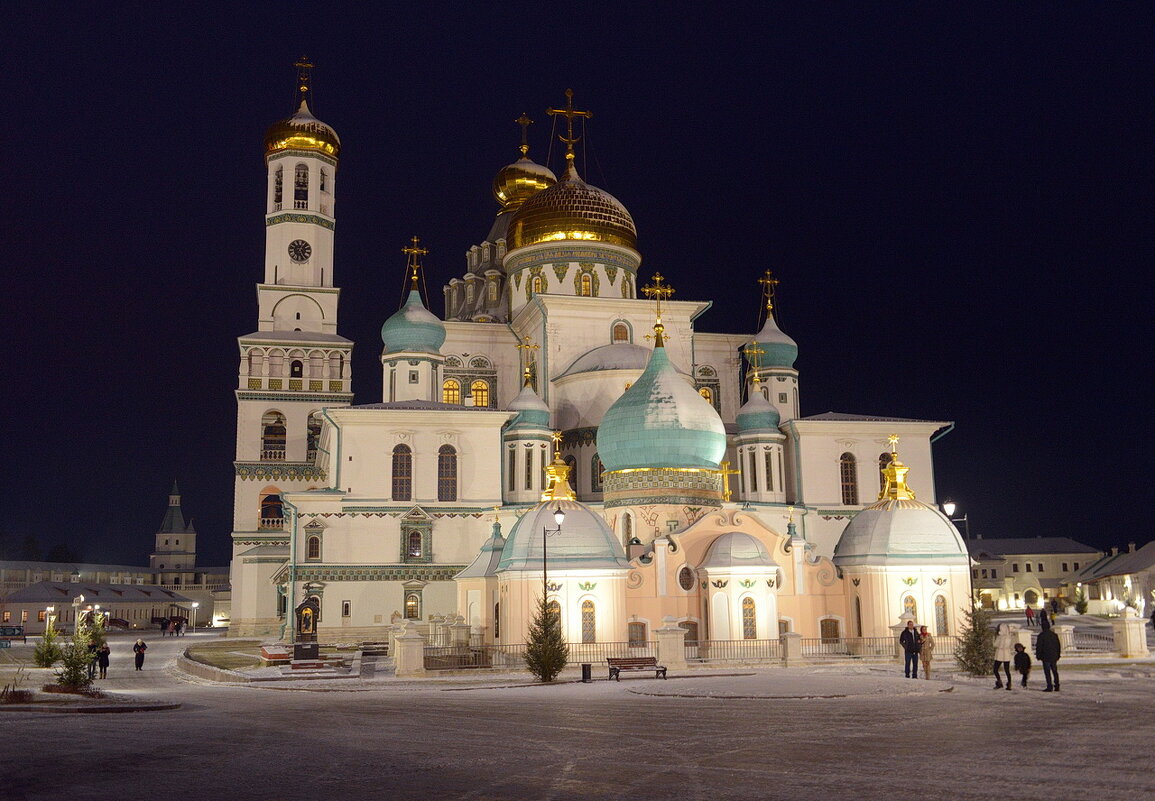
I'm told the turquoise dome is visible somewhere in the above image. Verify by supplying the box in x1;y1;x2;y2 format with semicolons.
497;499;630;572
736;390;781;432
754;313;798;369
507;383;551;429
380;290;446;354
596;345;726;471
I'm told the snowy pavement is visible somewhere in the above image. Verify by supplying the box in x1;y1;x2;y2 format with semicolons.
3;632;1155;800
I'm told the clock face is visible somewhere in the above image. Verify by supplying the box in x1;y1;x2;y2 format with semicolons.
288;239;312;263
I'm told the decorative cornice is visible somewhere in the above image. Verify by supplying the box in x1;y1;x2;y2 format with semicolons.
267;150;338;167
265;212;335;230
236;391;354;403
234;462;326;482
254;284;341;296
293;564;467;582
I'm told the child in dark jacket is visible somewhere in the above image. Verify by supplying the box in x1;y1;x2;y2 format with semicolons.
1013;643;1032;688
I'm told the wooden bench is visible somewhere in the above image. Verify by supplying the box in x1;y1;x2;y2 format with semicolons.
607;656;667;681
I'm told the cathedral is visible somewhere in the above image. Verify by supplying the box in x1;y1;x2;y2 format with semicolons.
229;65;972;648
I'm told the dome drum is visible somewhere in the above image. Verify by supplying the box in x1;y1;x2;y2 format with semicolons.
601;468;723;509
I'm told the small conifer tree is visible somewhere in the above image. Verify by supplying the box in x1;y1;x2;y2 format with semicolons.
33;620;62;667
54;628;94;691
1074;588;1089;614
524;595;568;683
955;603;996;676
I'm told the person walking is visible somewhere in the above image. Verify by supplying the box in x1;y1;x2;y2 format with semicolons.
97;644;111;679
87;641;99;680
919;625;935;680
160;618;169;637
899;619;922;679
993;623;1015;690
1013;643;1031;688
133;638;148;671
1025;606;1035;627
1036;616;1062;692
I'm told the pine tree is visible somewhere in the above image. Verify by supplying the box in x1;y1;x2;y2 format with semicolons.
955;603;995;676
33;621;62;668
54;629;94;691
523;595;568;683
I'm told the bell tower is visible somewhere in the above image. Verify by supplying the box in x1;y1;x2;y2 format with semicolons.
229;61;354;638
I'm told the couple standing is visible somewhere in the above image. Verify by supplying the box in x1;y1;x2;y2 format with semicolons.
898;620;936;679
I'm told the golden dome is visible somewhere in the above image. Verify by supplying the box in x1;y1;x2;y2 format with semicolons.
492;157;556;210
507;163;637;251
264;100;341;159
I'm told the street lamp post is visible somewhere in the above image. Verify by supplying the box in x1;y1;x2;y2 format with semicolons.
71;594;84;633
45;606;55;634
942;500;971;539
542;506;566;604
191;602;199;633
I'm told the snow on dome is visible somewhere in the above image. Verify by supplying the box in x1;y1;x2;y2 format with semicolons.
264;100;341;159
558;343;689;379
736;389;782;432
700;531;778;569
380;290;446;354
753;313;798;369
833;498;969;567
497;499;630;572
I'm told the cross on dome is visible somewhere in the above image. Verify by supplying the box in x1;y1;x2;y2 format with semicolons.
744;341;766;382
516;335;540;386
642;273;675;347
294;56;314;106
515;113;533;157
547;89;592;164
879;433;917;501
402;236;429;289
758;269;780;312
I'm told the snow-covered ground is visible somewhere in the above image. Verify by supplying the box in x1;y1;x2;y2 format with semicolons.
3;630;1155;800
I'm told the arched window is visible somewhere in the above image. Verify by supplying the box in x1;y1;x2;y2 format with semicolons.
934;595;948;635
290;360;304;378
698;386;713;404
820;618;841;641
487;281;498;303
470;380;490;408
748;449;758;493
319;168;329;193
493;603;500;639
855;596;863;637
524;447;534;491
903;595;918;621
531;275;543;295
404;593;420;620
628;621;647;647
591;454;603;493
407;531;422;559
307;413;322;458
581;600;596;643
564;455;578;493
438;445;458;501
579;273;593;297
259;493;283;529
261;412;286;460
392;445;412;501
273;166;283;207
546;600;561;628
839;452;858;505
294;163;308;206
612;322;629;343
306;536;321;560
442;379;461;404
764;449;775;492
878;452;893;493
741;597;757;640
466;282;475;303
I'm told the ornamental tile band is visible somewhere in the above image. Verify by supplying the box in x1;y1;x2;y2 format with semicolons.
293;565;468;582
266;212;335;230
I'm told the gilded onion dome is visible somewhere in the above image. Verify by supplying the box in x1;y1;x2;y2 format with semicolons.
508;162;637;251
493;157;557;210
264;99;341;159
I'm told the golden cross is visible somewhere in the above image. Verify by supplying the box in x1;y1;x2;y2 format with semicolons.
551;430;564;457
515;113;533;157
294;56;314;101
887;433;900;455
402;236;429;288
642;273;675;347
718;461;740;502
547;89;592;162
758;269;780;312
516;335;539;386
743;341;766;381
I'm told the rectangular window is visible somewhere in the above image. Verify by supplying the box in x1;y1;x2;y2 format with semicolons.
408;371;419;384
38;610;46;622
524;448;533;491
991;569;997;578
778;393;788;404
972;569;978;579
1012;563;1019;573
342;601;351;618
765;450;774;492
1037;563;1044;573
627;622;647;647
1062;562;1069;572
1025;563;1032;572
21;611;28;623
748;451;758;493
1074;562;1079;570
980;569;988;578
507;449;516;492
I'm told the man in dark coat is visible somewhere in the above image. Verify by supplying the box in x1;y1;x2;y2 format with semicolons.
1035;616;1061;692
898;619;922;679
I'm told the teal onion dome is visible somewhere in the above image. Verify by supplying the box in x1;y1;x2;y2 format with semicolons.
736;389;781;432
596;345;726;470
380;290;446;354
497;499;630;572
507;382;551;429
754;313;798;369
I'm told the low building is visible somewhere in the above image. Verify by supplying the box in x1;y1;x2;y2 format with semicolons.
1;581;196;634
1075;541;1155;615
967;536;1101;611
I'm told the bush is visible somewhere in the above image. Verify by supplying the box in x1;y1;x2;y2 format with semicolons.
33;623;62;668
955;603;996;676
524;595;568;683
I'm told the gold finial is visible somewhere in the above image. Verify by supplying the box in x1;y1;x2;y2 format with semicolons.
402;236;429;289
744;341;766;385
642;273;675;348
541;431;576;501
787;505;795;522
515;113;533;157
516;335;540;387
878;434;917;501
294;56;315;106
546;89;592;165
758;269;780;313
492;505;501;522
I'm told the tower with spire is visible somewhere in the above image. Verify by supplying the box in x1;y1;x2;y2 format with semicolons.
150;482;197;573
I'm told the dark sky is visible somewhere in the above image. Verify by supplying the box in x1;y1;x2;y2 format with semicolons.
6;6;1151;567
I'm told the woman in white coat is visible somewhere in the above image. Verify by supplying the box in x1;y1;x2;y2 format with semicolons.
993;623;1016;690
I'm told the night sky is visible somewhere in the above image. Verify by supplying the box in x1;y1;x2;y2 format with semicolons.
6;7;1150;567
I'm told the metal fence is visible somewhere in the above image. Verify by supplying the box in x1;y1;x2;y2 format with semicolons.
800;636;896;659
1072;630;1115;652
686;639;782;662
423;641;656;671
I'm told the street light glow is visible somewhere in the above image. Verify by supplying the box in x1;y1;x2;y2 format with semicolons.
943;501;956;517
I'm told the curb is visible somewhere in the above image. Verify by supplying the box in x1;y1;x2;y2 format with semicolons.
0;701;181;714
